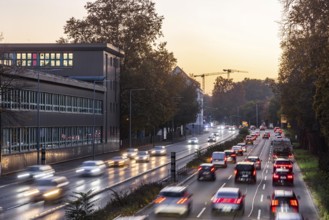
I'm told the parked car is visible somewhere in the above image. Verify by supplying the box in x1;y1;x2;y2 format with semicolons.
107;155;129;167
136;151;150;162
17;165;55;181
211;187;245;216
197;163;216;181
76;160;106;176
154;186;192;216
150;145;167;156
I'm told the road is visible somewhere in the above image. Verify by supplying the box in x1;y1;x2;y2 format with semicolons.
139;130;319;220
0;127;237;220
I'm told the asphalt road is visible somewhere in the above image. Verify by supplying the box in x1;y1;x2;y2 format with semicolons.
0;127;237;220
139;130;319;220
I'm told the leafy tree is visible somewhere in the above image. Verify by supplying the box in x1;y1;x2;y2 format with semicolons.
65;190;95;220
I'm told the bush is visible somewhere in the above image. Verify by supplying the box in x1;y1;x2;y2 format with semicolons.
65;190;95;220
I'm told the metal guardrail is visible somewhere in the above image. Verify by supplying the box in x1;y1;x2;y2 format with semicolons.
31;132;238;219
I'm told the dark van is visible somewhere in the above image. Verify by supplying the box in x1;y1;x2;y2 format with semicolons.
234;161;256;184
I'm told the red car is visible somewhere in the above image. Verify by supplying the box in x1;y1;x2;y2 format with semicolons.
263;132;270;139
273;158;293;172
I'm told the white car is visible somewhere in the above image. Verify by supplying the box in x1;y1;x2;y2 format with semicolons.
150;146;167;156
136;151;150;162
25;176;69;202
76;160;106;176
237;142;247;152
188;137;199;144
124;148;139;159
154;186;192;216
17;165;55;181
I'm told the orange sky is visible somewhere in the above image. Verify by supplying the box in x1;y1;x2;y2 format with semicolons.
0;0;282;94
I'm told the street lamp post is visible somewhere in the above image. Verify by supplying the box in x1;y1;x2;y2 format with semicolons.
129;88;145;148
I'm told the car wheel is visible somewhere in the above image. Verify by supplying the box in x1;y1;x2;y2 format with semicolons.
212;176;216;181
197;176;201;181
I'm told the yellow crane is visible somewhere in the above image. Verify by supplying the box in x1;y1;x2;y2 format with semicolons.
191;69;248;91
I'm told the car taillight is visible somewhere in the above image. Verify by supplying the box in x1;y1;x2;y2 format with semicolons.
253;170;256;176
288;174;293;179
290;199;298;206
234;170;237;175
271;199;279;206
177;197;188;204
154;196;166;204
273;174;279;179
211;167;215;172
224;157;227;161
198;166;202;171
257;161;260;164
213;198;241;204
232;154;236;157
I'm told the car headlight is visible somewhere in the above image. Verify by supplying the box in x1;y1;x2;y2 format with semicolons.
17;172;30;179
43;189;60;198
91;168;101;173
24;188;40;197
76;168;85;173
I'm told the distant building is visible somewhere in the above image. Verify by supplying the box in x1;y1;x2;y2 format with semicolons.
0;43;124;174
172;66;204;134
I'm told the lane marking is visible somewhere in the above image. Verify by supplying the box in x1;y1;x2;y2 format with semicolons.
197;207;206;218
266;169;268;174
257;209;261;219
262;184;266;190
264;176;267;181
228;175;232;180
220;183;226;188
260;194;263;202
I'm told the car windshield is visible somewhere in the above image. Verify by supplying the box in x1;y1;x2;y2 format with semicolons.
236;164;253;170
275;161;291;164
36;179;57;187
213;153;225;159
27;166;42;172
247;157;258;162
216;192;238;198
82;162;97;166
201;166;212;170
138;151;148;155
154;146;165;150
160;191;185;197
112;156;123;160
127;149;137;152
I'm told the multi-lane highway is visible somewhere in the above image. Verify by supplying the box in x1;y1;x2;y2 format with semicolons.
0;127;237;220
139;130;319;220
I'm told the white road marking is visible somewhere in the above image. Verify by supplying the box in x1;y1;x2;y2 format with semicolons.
257;209;261;219
220;183;226;188
228;175;232;180
263;184;266;190
197;207;206;218
260;194;263;202
266;169;268;174
264;176;267;180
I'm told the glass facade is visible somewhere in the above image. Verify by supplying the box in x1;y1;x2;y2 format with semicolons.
0;52;73;67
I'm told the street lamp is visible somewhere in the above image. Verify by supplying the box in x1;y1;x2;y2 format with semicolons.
129;88;145;148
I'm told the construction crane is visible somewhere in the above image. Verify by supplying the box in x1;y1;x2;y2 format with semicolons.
191;69;248;91
222;69;248;79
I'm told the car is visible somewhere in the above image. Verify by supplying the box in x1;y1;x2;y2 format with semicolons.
273;158;293;172
211;187;245;216
212;132;220;136
234;161;257;183
76;160;106;176
107;155;129;167
263;132;271;139
197;163;216;181
208;135;217;142
25;176;69;202
154;186;192;216
273;150;294;161
124;148;139;159
269;190;300;218
211;151;227;168
150;145;167;156
228;126;236;131
224;150;237;163
232;145;243;156
135;151;150;162
17;165;55;181
245;135;254;145
274;211;304;220
245;156;262;170
237;142;247;152
260;125;266;130
187;137;199;144
272;168;294;186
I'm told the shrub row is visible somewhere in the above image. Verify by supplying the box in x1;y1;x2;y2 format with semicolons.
294;148;329;220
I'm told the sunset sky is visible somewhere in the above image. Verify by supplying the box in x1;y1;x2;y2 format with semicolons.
0;0;282;94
